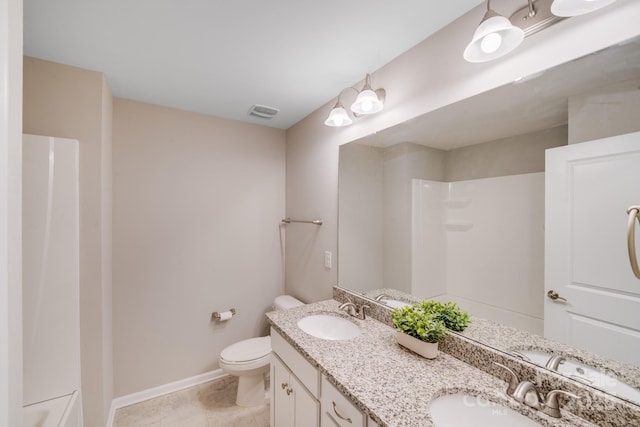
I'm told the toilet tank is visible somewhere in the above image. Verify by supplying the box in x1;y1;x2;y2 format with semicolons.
273;295;304;311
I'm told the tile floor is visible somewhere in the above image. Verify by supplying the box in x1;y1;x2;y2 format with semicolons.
113;376;269;427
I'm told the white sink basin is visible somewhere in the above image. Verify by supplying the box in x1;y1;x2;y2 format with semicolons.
297;314;361;340
430;393;540;427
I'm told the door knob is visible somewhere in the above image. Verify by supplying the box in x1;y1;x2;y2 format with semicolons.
547;290;567;302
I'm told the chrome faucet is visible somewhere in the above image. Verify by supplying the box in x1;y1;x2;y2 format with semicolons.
338;302;370;320
493;362;519;396
541;389;579;418
513;381;543;409
545;354;566;370
493;362;578;419
358;304;370;320
338;302;358;317
374;293;391;301
513;381;578;418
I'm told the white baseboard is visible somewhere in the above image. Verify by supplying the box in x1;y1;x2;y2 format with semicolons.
106;369;227;427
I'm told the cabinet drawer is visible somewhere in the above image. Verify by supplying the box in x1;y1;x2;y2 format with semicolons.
321;375;365;427
271;327;320;398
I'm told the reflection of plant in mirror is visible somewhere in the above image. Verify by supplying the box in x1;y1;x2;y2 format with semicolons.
418;300;471;332
390;305;447;343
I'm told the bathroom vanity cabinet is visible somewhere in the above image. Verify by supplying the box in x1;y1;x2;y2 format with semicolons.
271;328;320;427
271;328;376;427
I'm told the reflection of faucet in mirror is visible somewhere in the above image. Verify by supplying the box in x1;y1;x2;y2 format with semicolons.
545;354;566;370
505;348;640;404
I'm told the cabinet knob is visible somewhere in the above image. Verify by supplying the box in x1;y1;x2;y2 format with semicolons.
286;387;293;396
281;382;288;390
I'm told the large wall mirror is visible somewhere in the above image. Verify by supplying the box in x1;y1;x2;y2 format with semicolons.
338;36;640;406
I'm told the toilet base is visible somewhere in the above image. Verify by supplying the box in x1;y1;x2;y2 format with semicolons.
236;373;268;407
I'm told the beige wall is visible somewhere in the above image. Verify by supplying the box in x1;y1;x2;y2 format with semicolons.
444;126;567;182
382;144;445;293
285;1;640;303
101;78;114;417
0;0;23;425
338;143;384;293
112;98;286;397
568;82;640;144
23;57;113;425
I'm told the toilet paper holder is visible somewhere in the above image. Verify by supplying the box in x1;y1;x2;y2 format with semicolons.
211;308;236;321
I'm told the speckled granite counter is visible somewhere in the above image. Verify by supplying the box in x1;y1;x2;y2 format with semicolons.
266;300;596;427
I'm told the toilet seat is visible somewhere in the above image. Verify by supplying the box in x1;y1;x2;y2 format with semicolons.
220;336;271;365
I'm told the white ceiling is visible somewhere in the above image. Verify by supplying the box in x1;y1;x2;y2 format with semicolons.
23;0;484;129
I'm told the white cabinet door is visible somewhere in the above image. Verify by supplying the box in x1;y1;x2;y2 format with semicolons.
545;131;640;366
272;355;293;427
292;372;319;427
271;353;319;427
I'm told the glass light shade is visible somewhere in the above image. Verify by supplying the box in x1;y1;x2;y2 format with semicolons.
350;89;384;115
324;106;353;127
463;13;524;63
551;0;616;17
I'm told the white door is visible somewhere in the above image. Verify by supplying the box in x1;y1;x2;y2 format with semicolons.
545;131;640;366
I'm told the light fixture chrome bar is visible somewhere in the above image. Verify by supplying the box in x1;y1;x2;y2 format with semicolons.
281;218;323;225
510;0;565;37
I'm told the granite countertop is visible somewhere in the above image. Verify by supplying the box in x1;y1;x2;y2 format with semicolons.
266;299;596;427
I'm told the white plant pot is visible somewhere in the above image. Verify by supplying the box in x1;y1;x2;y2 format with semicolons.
396;331;439;359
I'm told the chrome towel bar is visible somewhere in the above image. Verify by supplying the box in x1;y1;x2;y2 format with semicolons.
281;218;323;225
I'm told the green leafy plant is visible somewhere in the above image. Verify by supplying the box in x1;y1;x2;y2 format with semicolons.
390;305;448;343
417;300;471;332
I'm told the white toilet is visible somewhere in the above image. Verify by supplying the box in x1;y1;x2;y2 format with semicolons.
218;295;304;406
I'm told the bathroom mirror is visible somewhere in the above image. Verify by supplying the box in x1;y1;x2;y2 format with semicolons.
337;35;640;405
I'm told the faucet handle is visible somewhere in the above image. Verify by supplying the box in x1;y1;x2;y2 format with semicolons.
493;362;519;396
358;304;370;319
338;301;357;317
542;390;579;418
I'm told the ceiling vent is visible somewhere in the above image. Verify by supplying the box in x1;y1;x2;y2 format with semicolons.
248;104;279;119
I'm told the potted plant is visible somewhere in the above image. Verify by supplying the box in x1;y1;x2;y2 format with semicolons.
390;305;447;359
417;300;471;332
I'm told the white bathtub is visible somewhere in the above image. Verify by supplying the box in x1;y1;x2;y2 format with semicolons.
23;391;81;427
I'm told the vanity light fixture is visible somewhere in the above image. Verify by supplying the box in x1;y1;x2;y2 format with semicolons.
463;0;525;63
551;0;617;17
465;0;617;63
350;74;385;115
324;74;386;127
324;99;353;127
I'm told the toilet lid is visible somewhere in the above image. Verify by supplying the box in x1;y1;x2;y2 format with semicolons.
220;336;271;362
